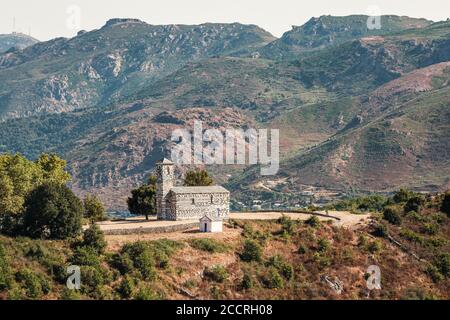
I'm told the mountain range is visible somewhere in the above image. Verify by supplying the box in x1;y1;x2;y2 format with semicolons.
0;15;449;210
0;33;38;53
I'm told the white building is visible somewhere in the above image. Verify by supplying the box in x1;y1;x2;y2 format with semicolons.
199;215;223;233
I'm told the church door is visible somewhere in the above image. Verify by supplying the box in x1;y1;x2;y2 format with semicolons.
204;223;208;232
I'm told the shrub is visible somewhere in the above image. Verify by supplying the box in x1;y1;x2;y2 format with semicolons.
0;244;12;291
241;273;254;290
393;189;414;203
383;206;402;225
266;255;293;280
60;287;82;300
278;215;295;235
400;229;425;245
431;212;447;224
190;238;228;253
407;211;427;222
80;266;107;292
110;240;182;279
134;286;163;300
305;216;320;228
358;235;368;247
82;224;107;254
313;252;332;269
441;192;450;216
109;253;134;275
373;223;388;238
240;240;262;262
330;194;387;212
404;196;425;214
261;267;284;289
25;242;50;260
71;246;101;267
22;182;83;239
117;275;136;299
204;265;229;283
421;223;439;235
297;245;308;254
367;240;382;254
434;253;450;278
83;194;106;223
402;287;438;300
15;268;51;299
427;265;444;283
128;250;156;280
317;238;330;252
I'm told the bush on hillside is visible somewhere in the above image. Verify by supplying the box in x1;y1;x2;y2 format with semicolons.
441;192;450;216
22;183;83;239
204;265;229;283
383;206;402;225
404;196;425;214
190;238;229;253
240;239;262;262
82;224;107;254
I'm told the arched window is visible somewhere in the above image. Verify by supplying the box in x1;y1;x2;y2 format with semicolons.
192;198;195;205
210;195;214;204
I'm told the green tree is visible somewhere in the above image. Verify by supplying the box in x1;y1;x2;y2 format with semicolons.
84;194;106;223
405;195;425;213
0;153;71;234
441;192;450;216
127;176;157;220
393;189;413;203
82;224;107;254
240;239;262;262
0;154;42;216
183;169;214;187
383;206;402;225
22;182;83;239
35;153;71;184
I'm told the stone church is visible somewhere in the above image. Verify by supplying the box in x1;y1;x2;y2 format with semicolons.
156;158;230;221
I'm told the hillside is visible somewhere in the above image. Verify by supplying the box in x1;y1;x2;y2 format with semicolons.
260;15;432;60
0;191;449;300
0;33;38;53
230;61;450;197
0;17;449;210
0;19;275;120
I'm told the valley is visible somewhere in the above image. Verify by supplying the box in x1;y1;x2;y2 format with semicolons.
0;16;449;210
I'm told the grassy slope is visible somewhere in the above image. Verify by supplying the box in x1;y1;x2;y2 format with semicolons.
1;194;449;300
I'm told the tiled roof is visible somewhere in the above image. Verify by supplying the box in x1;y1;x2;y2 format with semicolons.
200;215;224;222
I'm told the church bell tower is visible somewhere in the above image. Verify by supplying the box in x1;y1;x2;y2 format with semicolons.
156;158;175;220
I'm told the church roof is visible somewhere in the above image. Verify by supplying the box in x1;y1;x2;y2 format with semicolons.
200;215;224;222
157;158;174;165
170;186;229;194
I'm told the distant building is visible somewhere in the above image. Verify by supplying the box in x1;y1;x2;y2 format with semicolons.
199;215;223;233
156;158;230;221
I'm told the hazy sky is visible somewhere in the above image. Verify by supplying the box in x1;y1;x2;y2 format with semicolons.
1;0;449;40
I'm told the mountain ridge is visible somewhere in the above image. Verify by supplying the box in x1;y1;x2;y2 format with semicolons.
0;16;449;209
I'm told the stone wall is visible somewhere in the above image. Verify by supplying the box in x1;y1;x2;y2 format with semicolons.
102;222;199;235
170;192;230;221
